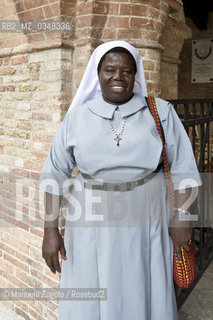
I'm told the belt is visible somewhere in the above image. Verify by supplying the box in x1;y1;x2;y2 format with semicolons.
81;163;162;192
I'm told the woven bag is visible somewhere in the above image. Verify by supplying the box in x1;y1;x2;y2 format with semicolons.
147;96;197;290
173;241;196;289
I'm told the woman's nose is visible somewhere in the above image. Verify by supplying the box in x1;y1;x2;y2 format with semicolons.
113;69;123;80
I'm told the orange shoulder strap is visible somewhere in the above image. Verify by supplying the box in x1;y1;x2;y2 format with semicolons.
146;96;175;211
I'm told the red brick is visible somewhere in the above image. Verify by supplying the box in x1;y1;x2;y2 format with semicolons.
30;268;58;287
18;10;33;20
120;4;147;16
29;246;43;263
24;160;44;172
93;14;109;27
107;16;129;29
16;268;43;287
0;128;4;135
3;253;29;272
148;7;160;19
11;56;28;65
31;151;48;160
0;4;15;18
28;33;45;43
76;2;93;15
108;3;119;15
28;307;43;320
10;168;29;177
4;111;14;118
93;2;108;15
28;257;43;272
147;82;161;94
103;28;116;39
0;257;15;275
143;60;155;71
153;21;164;33
61;3;75;16
29;7;45;20
131;0;160;9
0;145;3;154
0;242;16;255
76;15;92;27
17;122;32;130
43;3;60;18
130;17;154;29
0;85;15;92
3;214;29;230
0;67;16;75
30;227;43;238
32;122;45;130
15;307;31;320
24;0;49;10
1;269;26;288
32;113;51;121
15;1;26;12
29;300;43;316
106;0;128;2
141;30;159;41
117;29;141;40
44;32;61;41
15;301;28;314
30;171;41;181
4;57;10;65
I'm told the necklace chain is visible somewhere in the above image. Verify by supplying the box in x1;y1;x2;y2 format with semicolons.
108;117;127;146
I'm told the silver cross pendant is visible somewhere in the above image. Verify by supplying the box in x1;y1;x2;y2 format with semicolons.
114;135;122;146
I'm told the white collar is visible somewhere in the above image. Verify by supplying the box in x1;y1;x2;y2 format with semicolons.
87;93;147;119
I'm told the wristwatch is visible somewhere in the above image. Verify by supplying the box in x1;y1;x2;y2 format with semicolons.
170;207;191;220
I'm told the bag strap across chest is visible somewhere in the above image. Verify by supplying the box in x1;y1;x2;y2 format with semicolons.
145;96;175;211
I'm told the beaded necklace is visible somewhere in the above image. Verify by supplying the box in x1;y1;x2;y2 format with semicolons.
107;117;127;146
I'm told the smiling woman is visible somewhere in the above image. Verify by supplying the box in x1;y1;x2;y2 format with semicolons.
98;49;135;105
39;40;201;320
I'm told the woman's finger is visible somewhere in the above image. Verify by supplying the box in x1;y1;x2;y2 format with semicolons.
52;254;61;273
59;244;67;261
45;256;57;273
175;244;182;262
181;241;191;252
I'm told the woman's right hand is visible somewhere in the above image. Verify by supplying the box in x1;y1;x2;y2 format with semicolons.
42;228;67;273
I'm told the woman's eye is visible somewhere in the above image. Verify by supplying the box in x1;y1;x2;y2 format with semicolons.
105;69;114;73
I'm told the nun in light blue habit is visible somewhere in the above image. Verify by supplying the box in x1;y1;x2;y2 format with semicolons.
39;40;201;320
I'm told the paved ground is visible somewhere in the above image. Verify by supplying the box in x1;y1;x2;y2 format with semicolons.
0;302;24;319
0;260;213;320
179;259;213;320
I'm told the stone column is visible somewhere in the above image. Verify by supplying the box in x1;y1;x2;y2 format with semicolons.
160;2;191;99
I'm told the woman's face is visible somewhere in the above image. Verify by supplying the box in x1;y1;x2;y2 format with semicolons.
98;52;136;105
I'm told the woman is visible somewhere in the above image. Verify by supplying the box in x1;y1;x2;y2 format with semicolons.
39;41;201;320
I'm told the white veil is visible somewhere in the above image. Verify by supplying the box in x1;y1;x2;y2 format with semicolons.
68;40;147;111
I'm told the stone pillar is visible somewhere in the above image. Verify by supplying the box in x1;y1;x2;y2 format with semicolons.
160;2;191;99
73;0;170;96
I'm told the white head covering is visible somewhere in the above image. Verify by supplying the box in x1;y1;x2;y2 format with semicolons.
69;40;147;111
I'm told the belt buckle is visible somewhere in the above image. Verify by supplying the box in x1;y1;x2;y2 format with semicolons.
114;182;134;192
103;183;108;191
113;184;121;192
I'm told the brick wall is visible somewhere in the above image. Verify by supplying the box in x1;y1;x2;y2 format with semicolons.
0;48;72;319
0;1;190;319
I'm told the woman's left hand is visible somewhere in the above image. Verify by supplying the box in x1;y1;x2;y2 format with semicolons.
169;217;192;262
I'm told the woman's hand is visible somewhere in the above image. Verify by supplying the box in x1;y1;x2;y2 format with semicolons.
169;218;192;262
42;228;67;273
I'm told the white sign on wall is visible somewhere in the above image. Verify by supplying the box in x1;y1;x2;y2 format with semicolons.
191;38;213;83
